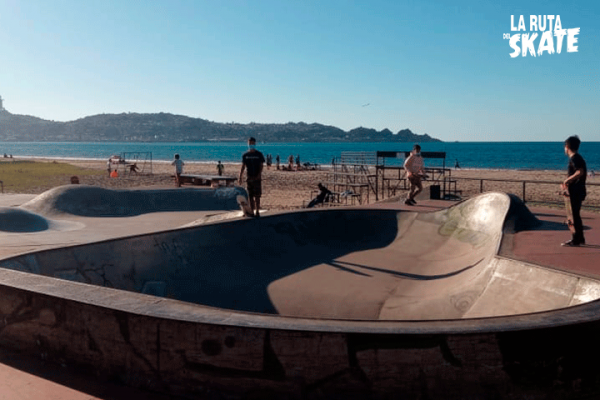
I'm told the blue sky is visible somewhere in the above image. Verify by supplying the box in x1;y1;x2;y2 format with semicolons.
1;0;598;142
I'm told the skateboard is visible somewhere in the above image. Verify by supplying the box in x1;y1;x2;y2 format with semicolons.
561;189;576;234
236;195;255;217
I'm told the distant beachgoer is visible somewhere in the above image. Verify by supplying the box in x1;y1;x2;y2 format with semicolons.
110;169;119;178
306;183;332;208
129;163;139;175
107;158;112;177
171;154;185;187
266;154;272;169
455;159;461;169
276;154;280;170
239;137;265;217
217;160;224;176
561;135;587;247
288;155;294;170
403;144;426;206
296;155;300;170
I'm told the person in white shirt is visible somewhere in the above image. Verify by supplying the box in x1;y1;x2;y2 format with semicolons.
171;153;185;187
403;144;425;205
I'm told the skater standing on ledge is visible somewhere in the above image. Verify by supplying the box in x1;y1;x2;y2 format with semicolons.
239;137;265;217
403;144;425;206
561;135;587;247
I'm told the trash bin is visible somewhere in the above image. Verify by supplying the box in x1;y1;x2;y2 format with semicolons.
430;185;441;200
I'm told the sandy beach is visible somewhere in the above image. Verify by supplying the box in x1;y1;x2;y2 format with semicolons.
4;158;600;211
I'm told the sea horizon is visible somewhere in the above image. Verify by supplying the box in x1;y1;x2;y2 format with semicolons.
1;141;598;172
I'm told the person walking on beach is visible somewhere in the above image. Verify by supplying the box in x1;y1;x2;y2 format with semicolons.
171;153;184;187
403;144;426;206
561;135;587;247
455;159;461;169
216;160;224;176
239;137;265;217
276;154;280;170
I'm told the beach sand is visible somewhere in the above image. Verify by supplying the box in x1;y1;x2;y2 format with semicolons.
5;158;600;210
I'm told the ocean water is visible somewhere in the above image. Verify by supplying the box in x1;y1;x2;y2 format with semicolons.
0;141;598;172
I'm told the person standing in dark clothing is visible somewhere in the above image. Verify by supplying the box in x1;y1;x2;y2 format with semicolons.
239;137;266;217
561;135;587;246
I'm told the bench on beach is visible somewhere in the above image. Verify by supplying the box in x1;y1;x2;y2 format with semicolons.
322;182;368;204
177;174;237;187
375;151;463;200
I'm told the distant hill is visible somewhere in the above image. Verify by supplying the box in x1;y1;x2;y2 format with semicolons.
0;109;442;143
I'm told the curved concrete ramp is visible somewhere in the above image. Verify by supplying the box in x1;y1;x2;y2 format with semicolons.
20;185;245;217
0;207;83;233
4;192;599;321
0;207;49;232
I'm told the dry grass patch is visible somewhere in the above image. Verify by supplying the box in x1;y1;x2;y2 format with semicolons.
0;160;103;193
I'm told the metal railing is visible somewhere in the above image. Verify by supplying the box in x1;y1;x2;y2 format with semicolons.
455;177;600;209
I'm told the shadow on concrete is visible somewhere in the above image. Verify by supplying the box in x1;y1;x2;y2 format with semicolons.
0;347;178;400
4;209;402;315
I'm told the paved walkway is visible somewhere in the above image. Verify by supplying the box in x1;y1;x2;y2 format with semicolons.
510;206;600;279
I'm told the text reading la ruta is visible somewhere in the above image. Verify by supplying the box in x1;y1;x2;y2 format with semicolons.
503;15;579;58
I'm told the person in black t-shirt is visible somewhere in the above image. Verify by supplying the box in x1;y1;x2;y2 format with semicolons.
561;135;587;246
239;137;266;217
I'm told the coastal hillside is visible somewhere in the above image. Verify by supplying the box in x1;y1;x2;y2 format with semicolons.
0;109;441;143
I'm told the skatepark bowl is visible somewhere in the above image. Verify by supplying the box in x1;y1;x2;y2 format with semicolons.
2;188;600;398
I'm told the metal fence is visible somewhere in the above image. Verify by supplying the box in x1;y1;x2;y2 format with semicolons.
455;177;600;209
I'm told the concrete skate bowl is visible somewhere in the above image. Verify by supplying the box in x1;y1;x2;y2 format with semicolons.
20;184;245;217
2;191;600;399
